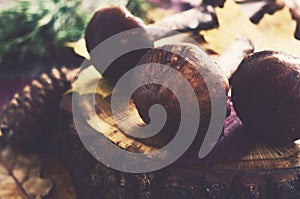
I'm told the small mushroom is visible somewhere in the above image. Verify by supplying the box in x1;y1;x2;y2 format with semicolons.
84;5;220;86
231;50;300;146
85;6;153;87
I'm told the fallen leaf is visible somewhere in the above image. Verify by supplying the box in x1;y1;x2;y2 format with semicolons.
65;38;90;60
201;0;300;56
0;148;53;199
23;177;52;199
72;65;113;98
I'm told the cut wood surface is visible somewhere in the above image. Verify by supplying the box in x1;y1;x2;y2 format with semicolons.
61;85;300;198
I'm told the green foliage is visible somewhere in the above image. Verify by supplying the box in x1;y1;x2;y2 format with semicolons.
0;0;153;70
127;0;153;23
0;0;87;66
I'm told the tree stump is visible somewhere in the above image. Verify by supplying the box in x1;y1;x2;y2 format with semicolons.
59;90;300;199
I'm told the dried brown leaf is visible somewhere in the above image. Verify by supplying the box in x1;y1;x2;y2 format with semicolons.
0;148;53;199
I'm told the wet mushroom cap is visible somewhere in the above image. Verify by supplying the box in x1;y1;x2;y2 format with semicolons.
132;43;229;148
231;50;300;146
85;6;153;86
85;6;147;52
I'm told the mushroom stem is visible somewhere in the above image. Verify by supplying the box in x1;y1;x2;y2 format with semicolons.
216;37;254;80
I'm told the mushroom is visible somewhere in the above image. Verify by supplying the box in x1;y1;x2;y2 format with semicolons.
85;6;153;87
231;50;300;146
131;37;253;146
132;43;230;148
84;5;220;86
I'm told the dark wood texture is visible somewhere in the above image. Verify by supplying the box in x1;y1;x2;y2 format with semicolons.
59;90;300;199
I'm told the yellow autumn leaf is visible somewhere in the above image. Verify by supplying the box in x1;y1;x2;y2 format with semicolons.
69;65;113;98
201;0;300;57
65;38;90;60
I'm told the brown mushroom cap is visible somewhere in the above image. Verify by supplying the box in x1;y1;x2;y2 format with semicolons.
231;50;300;146
85;6;153;86
132;43;229;148
85;6;147;52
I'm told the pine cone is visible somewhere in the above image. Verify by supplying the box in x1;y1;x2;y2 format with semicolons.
0;67;72;152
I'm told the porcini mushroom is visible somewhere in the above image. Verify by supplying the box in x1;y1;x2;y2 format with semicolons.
231;50;300;145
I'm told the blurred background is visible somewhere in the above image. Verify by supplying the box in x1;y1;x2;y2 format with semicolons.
0;0;299;198
0;0;300;108
0;0;154;109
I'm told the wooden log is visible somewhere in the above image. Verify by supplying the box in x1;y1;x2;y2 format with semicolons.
58;43;299;198
58;91;300;198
